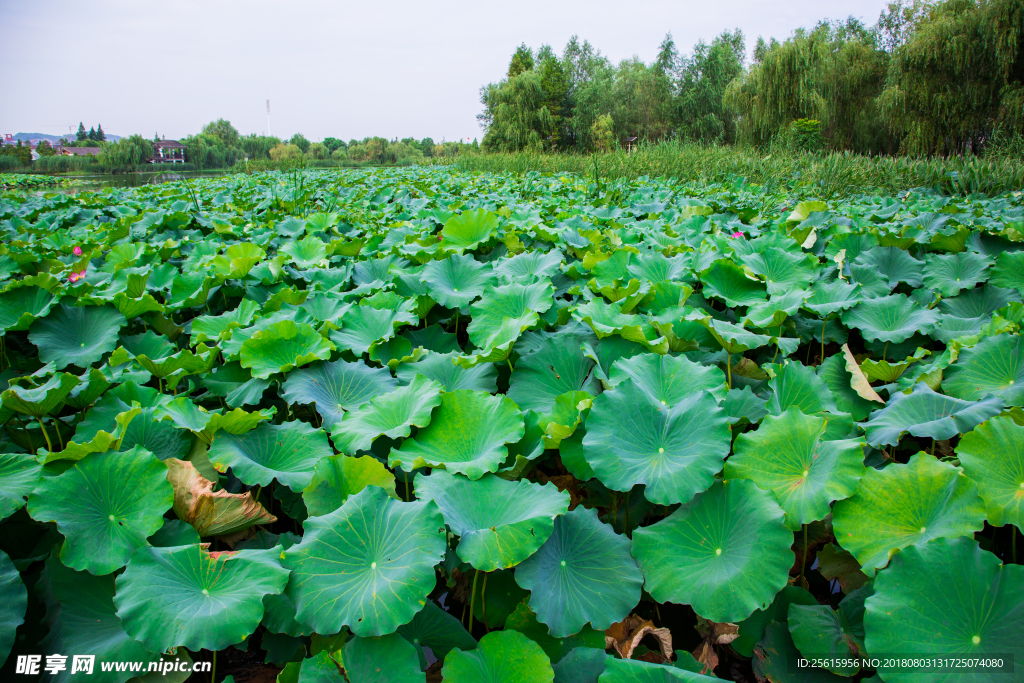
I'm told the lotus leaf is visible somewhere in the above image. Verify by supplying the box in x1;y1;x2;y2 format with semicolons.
331;375;443;454
208;420;333;490
302;453;398;517
283;486;445;636
281;359;398;429
632;479;794;623
442;629;554;683
583;382;730;505
29;302;126;369
860;381;1003;447
240;320;335;379
832;453;985;574
389;390;525;479
955;416;1024;529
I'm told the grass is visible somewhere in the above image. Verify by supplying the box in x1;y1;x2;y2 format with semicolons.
444;140;1024;198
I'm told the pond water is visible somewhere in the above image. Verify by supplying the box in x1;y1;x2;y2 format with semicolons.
48;170;233;193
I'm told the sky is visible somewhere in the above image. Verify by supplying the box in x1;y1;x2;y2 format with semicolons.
0;0;893;143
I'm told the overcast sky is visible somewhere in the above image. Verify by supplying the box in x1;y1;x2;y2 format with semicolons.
1;0;893;143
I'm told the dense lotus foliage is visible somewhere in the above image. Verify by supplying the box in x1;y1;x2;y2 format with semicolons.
1;167;1023;682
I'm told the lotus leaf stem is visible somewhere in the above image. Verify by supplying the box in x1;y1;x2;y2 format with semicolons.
210;650;216;683
467;568;480;634
727;353;732;390
481;572;490;632
37;417;53;452
799;524;808;583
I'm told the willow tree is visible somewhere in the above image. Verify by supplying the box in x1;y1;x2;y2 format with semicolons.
878;0;1024;155
724;20;888;152
480;71;556;152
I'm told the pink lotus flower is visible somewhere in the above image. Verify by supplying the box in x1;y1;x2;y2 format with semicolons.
730;231;744;238
73;246;83;256
67;270;86;283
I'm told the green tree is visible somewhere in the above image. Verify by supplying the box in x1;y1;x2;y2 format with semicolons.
655;33;680;82
610;58;676;143
323;137;345;153
480;71;556;152
289;133;311;154
419;137;435;156
508;43;535;78
36;140;56;157
98;134;153;171
240;134;280;160
677;30;746;143
306;143;328;160
269;143;301;161
725;19;889;152
878;0;1024;155
87;127;97;142
76;123;87;142
95;124;106;142
202;119;240;147
537;45;570;148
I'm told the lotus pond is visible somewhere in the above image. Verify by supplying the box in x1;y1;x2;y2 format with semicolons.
0;168;1023;683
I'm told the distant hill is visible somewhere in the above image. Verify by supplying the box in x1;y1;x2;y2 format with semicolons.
12;132;122;143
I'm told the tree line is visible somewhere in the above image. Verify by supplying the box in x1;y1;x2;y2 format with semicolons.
179;120;478;169
478;0;1024;156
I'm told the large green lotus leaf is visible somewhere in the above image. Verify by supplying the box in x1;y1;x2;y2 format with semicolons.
114;545;289;652
733;585;818;657
739;247;818;296
853;246;923;288
423;253;495;308
803;279;862;316
943;334;1024;405
508;336;599;413
28;447;172;575
441;630;554;683
402;325;461;354
131;344;218;381
922;251;992;297
0;284;54;333
937;284;1021;319
514;505;643;637
860;382;1003;447
989;250;1024;294
191;300;261;343
573;299;667;352
39;551;155;683
631;479;793;623
283;486;445;637
864;538;1024;683
496;250;564;285
0;549;25;667
607;353;726;405
330;304;419;355
752;621;848;683
955;416;1024;529
1;372;79;418
208;420;333;491
831;453;986;574
727;408;865;529
582;382;730;505
598;658;718;682
764;360;838;416
698;317;772;354
396;351;498;392
331;376;443;455
415;470;569;571
840;294;938;343
439;208;500;253
397;600;477;664
341;633;425;682
28;302;126;370
166;458;277;536
468;282;554;352
281;359;398;429
504;601;606;665
281;236;328;269
302;454;397;517
699;259;767;307
551;646;609;683
389;390;525;479
742;288;807;328
0;452;39;519
240;320;335;379
788;584;871;675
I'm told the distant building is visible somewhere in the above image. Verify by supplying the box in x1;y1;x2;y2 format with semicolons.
60;147;103;157
151;140;185;164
